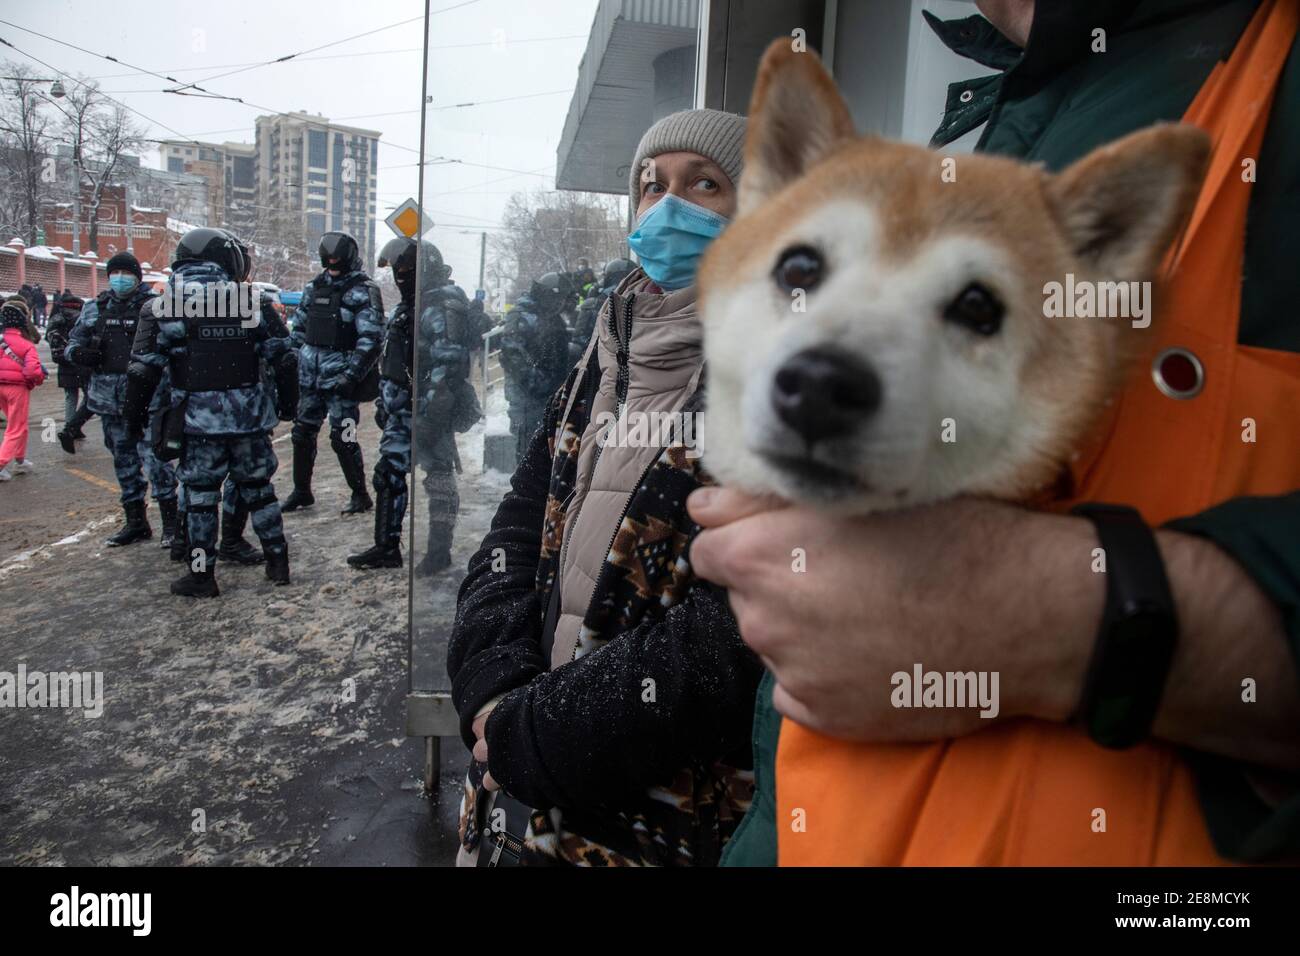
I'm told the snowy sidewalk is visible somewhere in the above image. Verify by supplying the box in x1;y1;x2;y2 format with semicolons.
1;408;511;866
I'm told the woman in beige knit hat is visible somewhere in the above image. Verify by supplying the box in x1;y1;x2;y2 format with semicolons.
449;108;762;866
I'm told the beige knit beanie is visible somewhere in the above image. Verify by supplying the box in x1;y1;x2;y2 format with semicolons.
628;108;747;208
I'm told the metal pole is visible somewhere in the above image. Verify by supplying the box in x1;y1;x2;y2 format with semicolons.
124;179;134;253
71;151;82;256
478;230;486;291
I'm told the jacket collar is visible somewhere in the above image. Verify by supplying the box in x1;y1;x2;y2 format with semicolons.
600;271;701;369
927;1;1161;96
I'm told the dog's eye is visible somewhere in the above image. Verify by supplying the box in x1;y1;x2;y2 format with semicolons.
773;246;823;293
943;282;1004;336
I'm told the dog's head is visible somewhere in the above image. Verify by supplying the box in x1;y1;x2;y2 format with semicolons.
698;41;1209;513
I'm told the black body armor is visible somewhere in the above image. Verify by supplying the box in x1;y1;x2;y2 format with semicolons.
95;293;140;374
303;275;374;350
170;315;260;391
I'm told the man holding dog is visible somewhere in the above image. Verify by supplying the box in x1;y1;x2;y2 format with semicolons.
699;0;1300;864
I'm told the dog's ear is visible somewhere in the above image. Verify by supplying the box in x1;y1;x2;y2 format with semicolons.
1046;123;1210;279
739;39;856;217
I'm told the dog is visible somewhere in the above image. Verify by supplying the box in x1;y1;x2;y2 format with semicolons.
698;40;1209;513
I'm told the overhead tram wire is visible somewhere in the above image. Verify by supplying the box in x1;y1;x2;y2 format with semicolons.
167;0;479;90
1;5;490;125
83;35;587;81
0;35;201;145
0;17;233;101
175;90;571;140
3;16;567;179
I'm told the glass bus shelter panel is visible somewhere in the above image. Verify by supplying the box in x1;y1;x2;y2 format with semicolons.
407;0;702;753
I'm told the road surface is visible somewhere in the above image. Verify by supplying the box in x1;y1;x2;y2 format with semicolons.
1;339;512;865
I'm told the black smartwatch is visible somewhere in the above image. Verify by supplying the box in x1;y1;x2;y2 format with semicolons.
1071;503;1179;749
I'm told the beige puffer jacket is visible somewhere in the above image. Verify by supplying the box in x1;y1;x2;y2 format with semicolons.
549;270;703;667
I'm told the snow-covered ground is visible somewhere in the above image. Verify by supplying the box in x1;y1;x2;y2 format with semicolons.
1;400;511;866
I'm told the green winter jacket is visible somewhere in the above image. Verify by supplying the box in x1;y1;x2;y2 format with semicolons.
723;0;1300;867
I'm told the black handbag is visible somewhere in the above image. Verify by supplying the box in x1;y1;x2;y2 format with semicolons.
476;790;534;867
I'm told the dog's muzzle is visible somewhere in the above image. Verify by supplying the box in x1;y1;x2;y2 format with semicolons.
770;346;882;444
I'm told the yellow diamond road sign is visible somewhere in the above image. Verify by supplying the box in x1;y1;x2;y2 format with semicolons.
385;198;433;239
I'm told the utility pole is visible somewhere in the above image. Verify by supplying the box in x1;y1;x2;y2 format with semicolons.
477;230;486;292
124;179;134;253
71;148;82;256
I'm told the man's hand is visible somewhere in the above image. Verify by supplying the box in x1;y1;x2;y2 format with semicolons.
333;369;360;398
688;486;1300;773
471;708;499;792
688;487;1099;742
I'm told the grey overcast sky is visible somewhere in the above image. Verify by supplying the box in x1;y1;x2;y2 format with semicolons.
0;0;604;289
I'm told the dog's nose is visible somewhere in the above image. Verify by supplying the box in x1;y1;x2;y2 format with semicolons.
771;348;881;443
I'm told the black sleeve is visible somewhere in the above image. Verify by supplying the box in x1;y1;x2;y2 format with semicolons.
447;400;559;748
483;578;762;812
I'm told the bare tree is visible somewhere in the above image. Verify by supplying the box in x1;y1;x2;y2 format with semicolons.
56;80;146;256
488;189;628;294
0;63;55;244
241;201;313;290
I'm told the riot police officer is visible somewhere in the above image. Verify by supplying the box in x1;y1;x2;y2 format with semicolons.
497;272;571;461
123;227;297;597
165;230;298;567
64;251;179;547
570;257;634;362
283;231;383;515
348;237;478;573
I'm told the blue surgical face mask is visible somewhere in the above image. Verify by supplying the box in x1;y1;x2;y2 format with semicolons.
627;193;729;291
109;274;139;296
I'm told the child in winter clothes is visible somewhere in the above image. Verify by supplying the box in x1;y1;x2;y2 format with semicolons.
0;296;46;480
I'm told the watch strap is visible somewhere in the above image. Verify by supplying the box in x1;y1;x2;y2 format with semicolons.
1071;503;1179;749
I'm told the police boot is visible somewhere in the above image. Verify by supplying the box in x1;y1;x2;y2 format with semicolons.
170;510;189;562
218;498;265;565
264;540;290;586
333;433;373;516
414;512;455;576
281;425;317;513
170;566;220;598
414;536;452;575
158;497;180;549
348;484;402;569
415;473;458;576
106;499;152;547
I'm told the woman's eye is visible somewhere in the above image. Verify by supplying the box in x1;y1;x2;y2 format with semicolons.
695;178;719;192
943;282;1004;336
773;245;824;293
644;182;665;196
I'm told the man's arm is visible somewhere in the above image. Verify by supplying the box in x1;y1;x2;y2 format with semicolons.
64;301;100;367
345;283;383;370
688;490;1300;771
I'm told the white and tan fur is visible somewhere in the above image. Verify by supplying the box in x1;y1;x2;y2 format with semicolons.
698;41;1209;512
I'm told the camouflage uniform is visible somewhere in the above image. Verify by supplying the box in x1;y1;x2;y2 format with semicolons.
130;261;291;575
169;295;293;564
498;291;571;461
66;288;177;506
365;281;475;567
286;269;383;509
